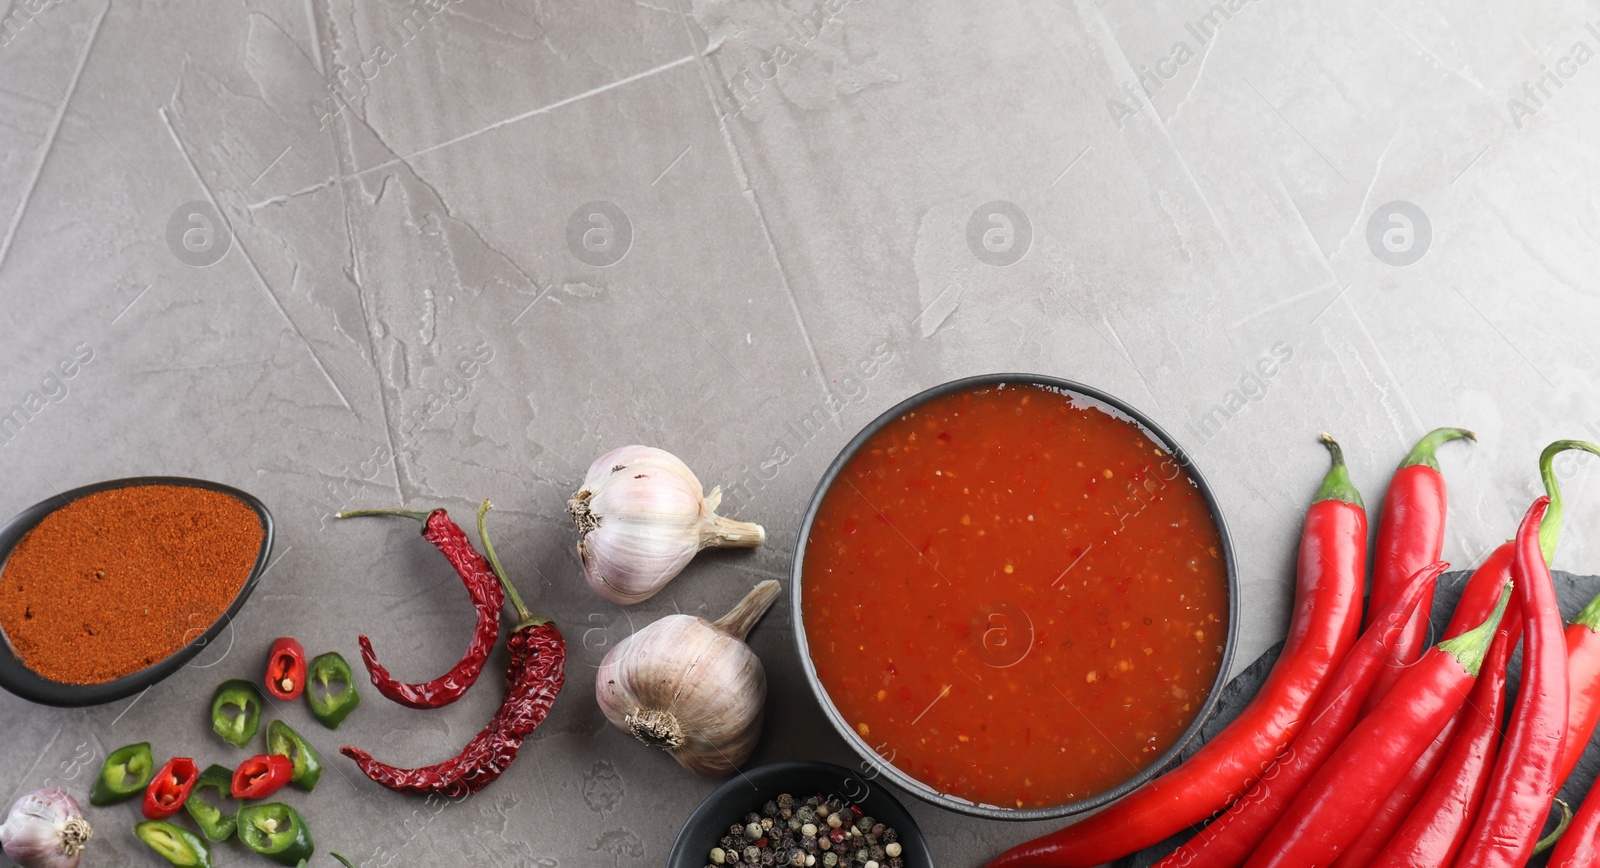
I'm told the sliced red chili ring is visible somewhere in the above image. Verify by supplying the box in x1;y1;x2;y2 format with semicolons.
265;637;307;701
142;756;199;821
231;753;294;800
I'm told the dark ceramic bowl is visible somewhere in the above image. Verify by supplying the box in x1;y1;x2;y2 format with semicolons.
668;761;933;868
0;477;275;707
792;374;1240;821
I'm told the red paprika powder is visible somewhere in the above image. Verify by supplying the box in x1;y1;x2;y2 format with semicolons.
0;485;263;684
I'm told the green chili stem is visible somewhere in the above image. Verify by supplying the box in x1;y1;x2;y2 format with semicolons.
1535;798;1573;854
336;508;434;523
1438;582;1512;677
1398;427;1475;471
1538;440;1600;565
477;499;548;630
1314;433;1364;508
1574;592;1600;632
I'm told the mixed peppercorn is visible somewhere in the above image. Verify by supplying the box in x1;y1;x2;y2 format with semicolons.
708;793;908;868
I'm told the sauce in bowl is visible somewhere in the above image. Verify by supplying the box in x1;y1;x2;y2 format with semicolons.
800;382;1230;811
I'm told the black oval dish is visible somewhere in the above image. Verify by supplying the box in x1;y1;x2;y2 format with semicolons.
668;761;933;868
0;477;274;707
792;374;1241;821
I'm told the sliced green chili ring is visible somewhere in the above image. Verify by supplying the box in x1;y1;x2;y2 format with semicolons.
307;651;360;729
211;678;265;747
134;820;214;868
237;802;316;865
266;719;323;791
90;740;154;806
184;763;239;842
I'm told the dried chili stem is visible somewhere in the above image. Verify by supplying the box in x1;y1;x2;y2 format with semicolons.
477;500;549;630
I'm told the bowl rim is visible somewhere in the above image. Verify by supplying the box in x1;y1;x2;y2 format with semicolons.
790;373;1241;821
666;759;933;868
0;476;276;707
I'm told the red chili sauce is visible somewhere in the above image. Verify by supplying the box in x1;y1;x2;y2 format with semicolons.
801;383;1229;809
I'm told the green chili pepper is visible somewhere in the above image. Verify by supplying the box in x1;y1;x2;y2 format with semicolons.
134;820;214;868
307;651;360;729
90;741;155;805
237;802;315;865
331;854;356;868
211;678;265;747
184;763;238;841
266;719;323;791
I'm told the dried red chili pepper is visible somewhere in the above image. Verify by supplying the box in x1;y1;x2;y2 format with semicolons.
1370;624;1515;867
337;506;504;709
230;753;293;799
1456;496;1571;868
264;637;307;701
985;435;1367;868
341;501;564;797
142;756;199;821
1153;561;1445;868
1245;586;1510;868
1363;427;1473;711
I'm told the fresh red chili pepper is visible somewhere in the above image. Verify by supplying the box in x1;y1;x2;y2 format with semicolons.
1351;442;1590;866
1370;624;1515;868
1560;591;1600;785
1363;427;1473;712
1153;561;1446;868
1444;542;1522;646
341;501;564;797
1456;496;1571;868
1245;586;1510;868
264;636;307;701
142;756;199;820
231;753;293;799
1331;692;1467;867
337;506;505;709
985;435;1367;868
1550;779;1600;865
1539;440;1600;786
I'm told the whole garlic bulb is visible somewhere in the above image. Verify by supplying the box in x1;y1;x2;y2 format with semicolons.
596;580;780;776
0;788;91;868
568;445;765;604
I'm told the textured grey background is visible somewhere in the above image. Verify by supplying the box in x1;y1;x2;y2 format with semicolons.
1;0;1598;865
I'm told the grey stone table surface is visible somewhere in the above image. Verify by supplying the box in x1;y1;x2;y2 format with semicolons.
1;0;1598;865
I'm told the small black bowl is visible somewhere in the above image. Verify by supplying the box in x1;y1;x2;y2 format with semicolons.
792;374;1240;821
668;761;933;868
0;477;275;707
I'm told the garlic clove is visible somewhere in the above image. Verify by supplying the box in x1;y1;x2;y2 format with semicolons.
570;446;765;604
595;581;780;776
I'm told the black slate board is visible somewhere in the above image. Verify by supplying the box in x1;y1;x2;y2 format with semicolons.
1118;570;1600;868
